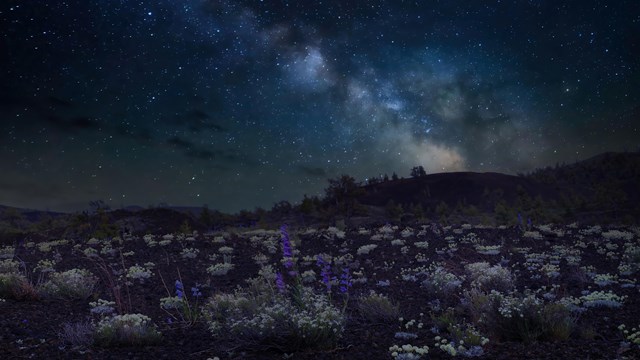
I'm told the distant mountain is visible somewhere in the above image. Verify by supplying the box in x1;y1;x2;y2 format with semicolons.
1;151;639;229
359;171;559;212
353;151;640;223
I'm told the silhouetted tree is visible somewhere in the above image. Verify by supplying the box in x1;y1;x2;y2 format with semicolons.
494;200;511;225
411;203;425;220
391;172;399;181
435;201;450;224
324;174;365;218
271;201;293;217
199;205;214;228
410;166;427;178
385;200;404;221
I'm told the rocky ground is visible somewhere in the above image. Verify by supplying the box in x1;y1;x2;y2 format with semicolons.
1;220;639;359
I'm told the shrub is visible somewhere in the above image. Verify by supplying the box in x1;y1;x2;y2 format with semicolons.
207;263;234;276
205;280;344;352
357;291;401;323
466;289;576;343
125;264;153;284
0;259;20;274
0;272;39;300
39;268;98;299
58;319;95;348
465;262;514;292
94;313;161;347
388;344;429;359
357;244;378;255
421;265;464;298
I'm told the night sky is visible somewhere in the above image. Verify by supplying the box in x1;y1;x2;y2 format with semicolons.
1;1;639;213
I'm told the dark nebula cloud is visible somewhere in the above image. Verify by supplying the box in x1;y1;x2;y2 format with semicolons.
0;0;638;212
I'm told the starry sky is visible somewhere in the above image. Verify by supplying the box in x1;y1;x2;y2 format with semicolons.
1;1;639;213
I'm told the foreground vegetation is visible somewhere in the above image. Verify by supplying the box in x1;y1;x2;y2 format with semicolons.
1;219;639;359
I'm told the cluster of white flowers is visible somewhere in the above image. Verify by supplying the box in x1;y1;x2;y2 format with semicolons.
579;225;602;236
207;263;234;276
551;245;582;265
414;241;429;249
0;259;20;273
180;247;199;259
37;240;68;253
160;296;183;310
357;244;378;255
149;234;167;246
96;313;160;343
379;224;397;235
580;290;627;308
212;235;227;243
300;269;317;284
490;290;542;319
86;237;101;245
523;231;543;240
208;286;344;348
400;228;414;238
593;273;618;286
421;265;463;295
90;299;116;315
325;226;346;239
474;244;501;255
218;246;234;254
391;239;406;246
126;264;153;283
41;268;98;299
435;337;487;357
414;253;428;263
388;344;429;359
466;262;514;291
602;230;634;241
540;263;561;278
618;263;634;276
618;324;640;345
83;247;98;257
460;232;480;245
0;246;15;259
252;253;269;266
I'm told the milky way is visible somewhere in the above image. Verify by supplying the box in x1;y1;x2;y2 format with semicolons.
1;1;639;212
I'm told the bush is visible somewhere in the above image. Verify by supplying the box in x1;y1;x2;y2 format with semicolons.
421;265;463;298
357;291;401;323
465;262;514;292
464;289;576;343
205;279;344;352
39;268;98;299
94;313;161;347
0;273;39;300
58;319;95;348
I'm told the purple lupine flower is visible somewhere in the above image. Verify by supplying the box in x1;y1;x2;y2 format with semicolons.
339;267;352;294
317;255;333;291
175;280;184;299
528;218;532;227
517;212;523;226
322;266;332;291
275;272;286;293
191;286;202;298
280;224;294;269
